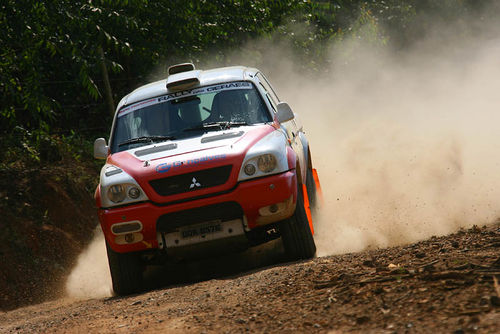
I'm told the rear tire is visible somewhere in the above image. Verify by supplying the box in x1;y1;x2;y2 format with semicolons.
280;184;316;260
106;242;143;295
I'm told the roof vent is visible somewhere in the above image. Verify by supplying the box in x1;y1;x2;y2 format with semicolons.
167;63;195;75
166;70;201;91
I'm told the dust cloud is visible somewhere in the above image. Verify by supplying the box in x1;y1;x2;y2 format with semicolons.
65;228;112;299
267;19;500;255
66;8;500;296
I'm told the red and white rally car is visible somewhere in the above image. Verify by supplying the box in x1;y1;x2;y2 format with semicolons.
94;63;321;295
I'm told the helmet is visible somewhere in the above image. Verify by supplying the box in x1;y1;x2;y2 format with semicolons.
177;97;202;124
211;90;247;122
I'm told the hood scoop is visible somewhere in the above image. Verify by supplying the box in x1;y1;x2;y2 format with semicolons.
135;143;177;157
201;131;244;144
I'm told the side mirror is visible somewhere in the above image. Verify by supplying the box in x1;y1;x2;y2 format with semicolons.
276;102;295;123
94;138;109;159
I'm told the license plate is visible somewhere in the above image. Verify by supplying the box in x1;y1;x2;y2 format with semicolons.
181;222;222;239
163;218;244;248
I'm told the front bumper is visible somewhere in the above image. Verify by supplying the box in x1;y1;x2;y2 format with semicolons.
99;170;297;253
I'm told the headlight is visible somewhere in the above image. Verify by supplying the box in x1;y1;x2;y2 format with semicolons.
243;154;276;177
100;164;149;208
257;154;276;173
239;153;282;180
237;130;289;181
106;184;144;204
128;186;141;199
108;184;126;203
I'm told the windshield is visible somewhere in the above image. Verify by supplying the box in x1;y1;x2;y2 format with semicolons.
110;81;272;152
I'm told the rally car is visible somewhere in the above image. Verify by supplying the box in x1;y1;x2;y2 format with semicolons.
94;63;321;295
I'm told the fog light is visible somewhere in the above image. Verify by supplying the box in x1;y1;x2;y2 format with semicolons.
256;196;295;225
259;198;290;216
124;233;134;243
114;232;144;245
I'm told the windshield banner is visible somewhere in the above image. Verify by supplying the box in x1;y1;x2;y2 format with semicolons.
118;81;252;118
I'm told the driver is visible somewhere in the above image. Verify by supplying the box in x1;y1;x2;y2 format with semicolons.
177;98;202;126
210;90;247;122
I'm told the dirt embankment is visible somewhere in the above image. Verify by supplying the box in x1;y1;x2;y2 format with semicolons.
0;223;498;333
0;164;98;311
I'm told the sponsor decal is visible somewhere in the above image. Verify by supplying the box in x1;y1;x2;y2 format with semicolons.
118;98;157;117
156;163;172;173
206;82;251;92
118;81;252;118
155;154;227;173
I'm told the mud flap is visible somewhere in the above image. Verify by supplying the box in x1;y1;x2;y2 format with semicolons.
312;168;324;205
302;184;314;235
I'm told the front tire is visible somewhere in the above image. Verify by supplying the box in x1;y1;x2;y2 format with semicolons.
106;242;143;295
280;184;316;260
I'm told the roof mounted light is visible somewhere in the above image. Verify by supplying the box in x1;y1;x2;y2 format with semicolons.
166;70;201;91
168;63;195;75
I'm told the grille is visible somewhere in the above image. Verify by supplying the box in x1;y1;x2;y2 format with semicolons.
149;165;232;196
156;201;243;232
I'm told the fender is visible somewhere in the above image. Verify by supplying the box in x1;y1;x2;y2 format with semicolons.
286;145;297;173
298;131;310;168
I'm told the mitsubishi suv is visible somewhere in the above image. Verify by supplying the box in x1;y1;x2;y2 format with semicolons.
94;63;321;295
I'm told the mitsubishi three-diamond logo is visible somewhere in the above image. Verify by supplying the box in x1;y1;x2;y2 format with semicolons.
189;177;201;189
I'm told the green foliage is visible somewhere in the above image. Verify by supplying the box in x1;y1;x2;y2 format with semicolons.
0;125;98;172
1;0;143;131
0;0;304;137
1;0;498;151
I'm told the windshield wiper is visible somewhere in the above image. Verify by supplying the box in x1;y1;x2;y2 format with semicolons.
118;135;175;147
183;121;248;132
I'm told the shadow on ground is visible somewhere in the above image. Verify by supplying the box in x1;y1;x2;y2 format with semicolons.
142;239;286;291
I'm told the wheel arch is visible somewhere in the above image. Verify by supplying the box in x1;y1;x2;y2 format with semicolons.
298;132;311;169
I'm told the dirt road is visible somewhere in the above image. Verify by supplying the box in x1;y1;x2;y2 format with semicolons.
1;223;499;333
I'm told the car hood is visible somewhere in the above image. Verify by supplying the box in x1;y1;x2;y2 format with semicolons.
105;124;276;202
